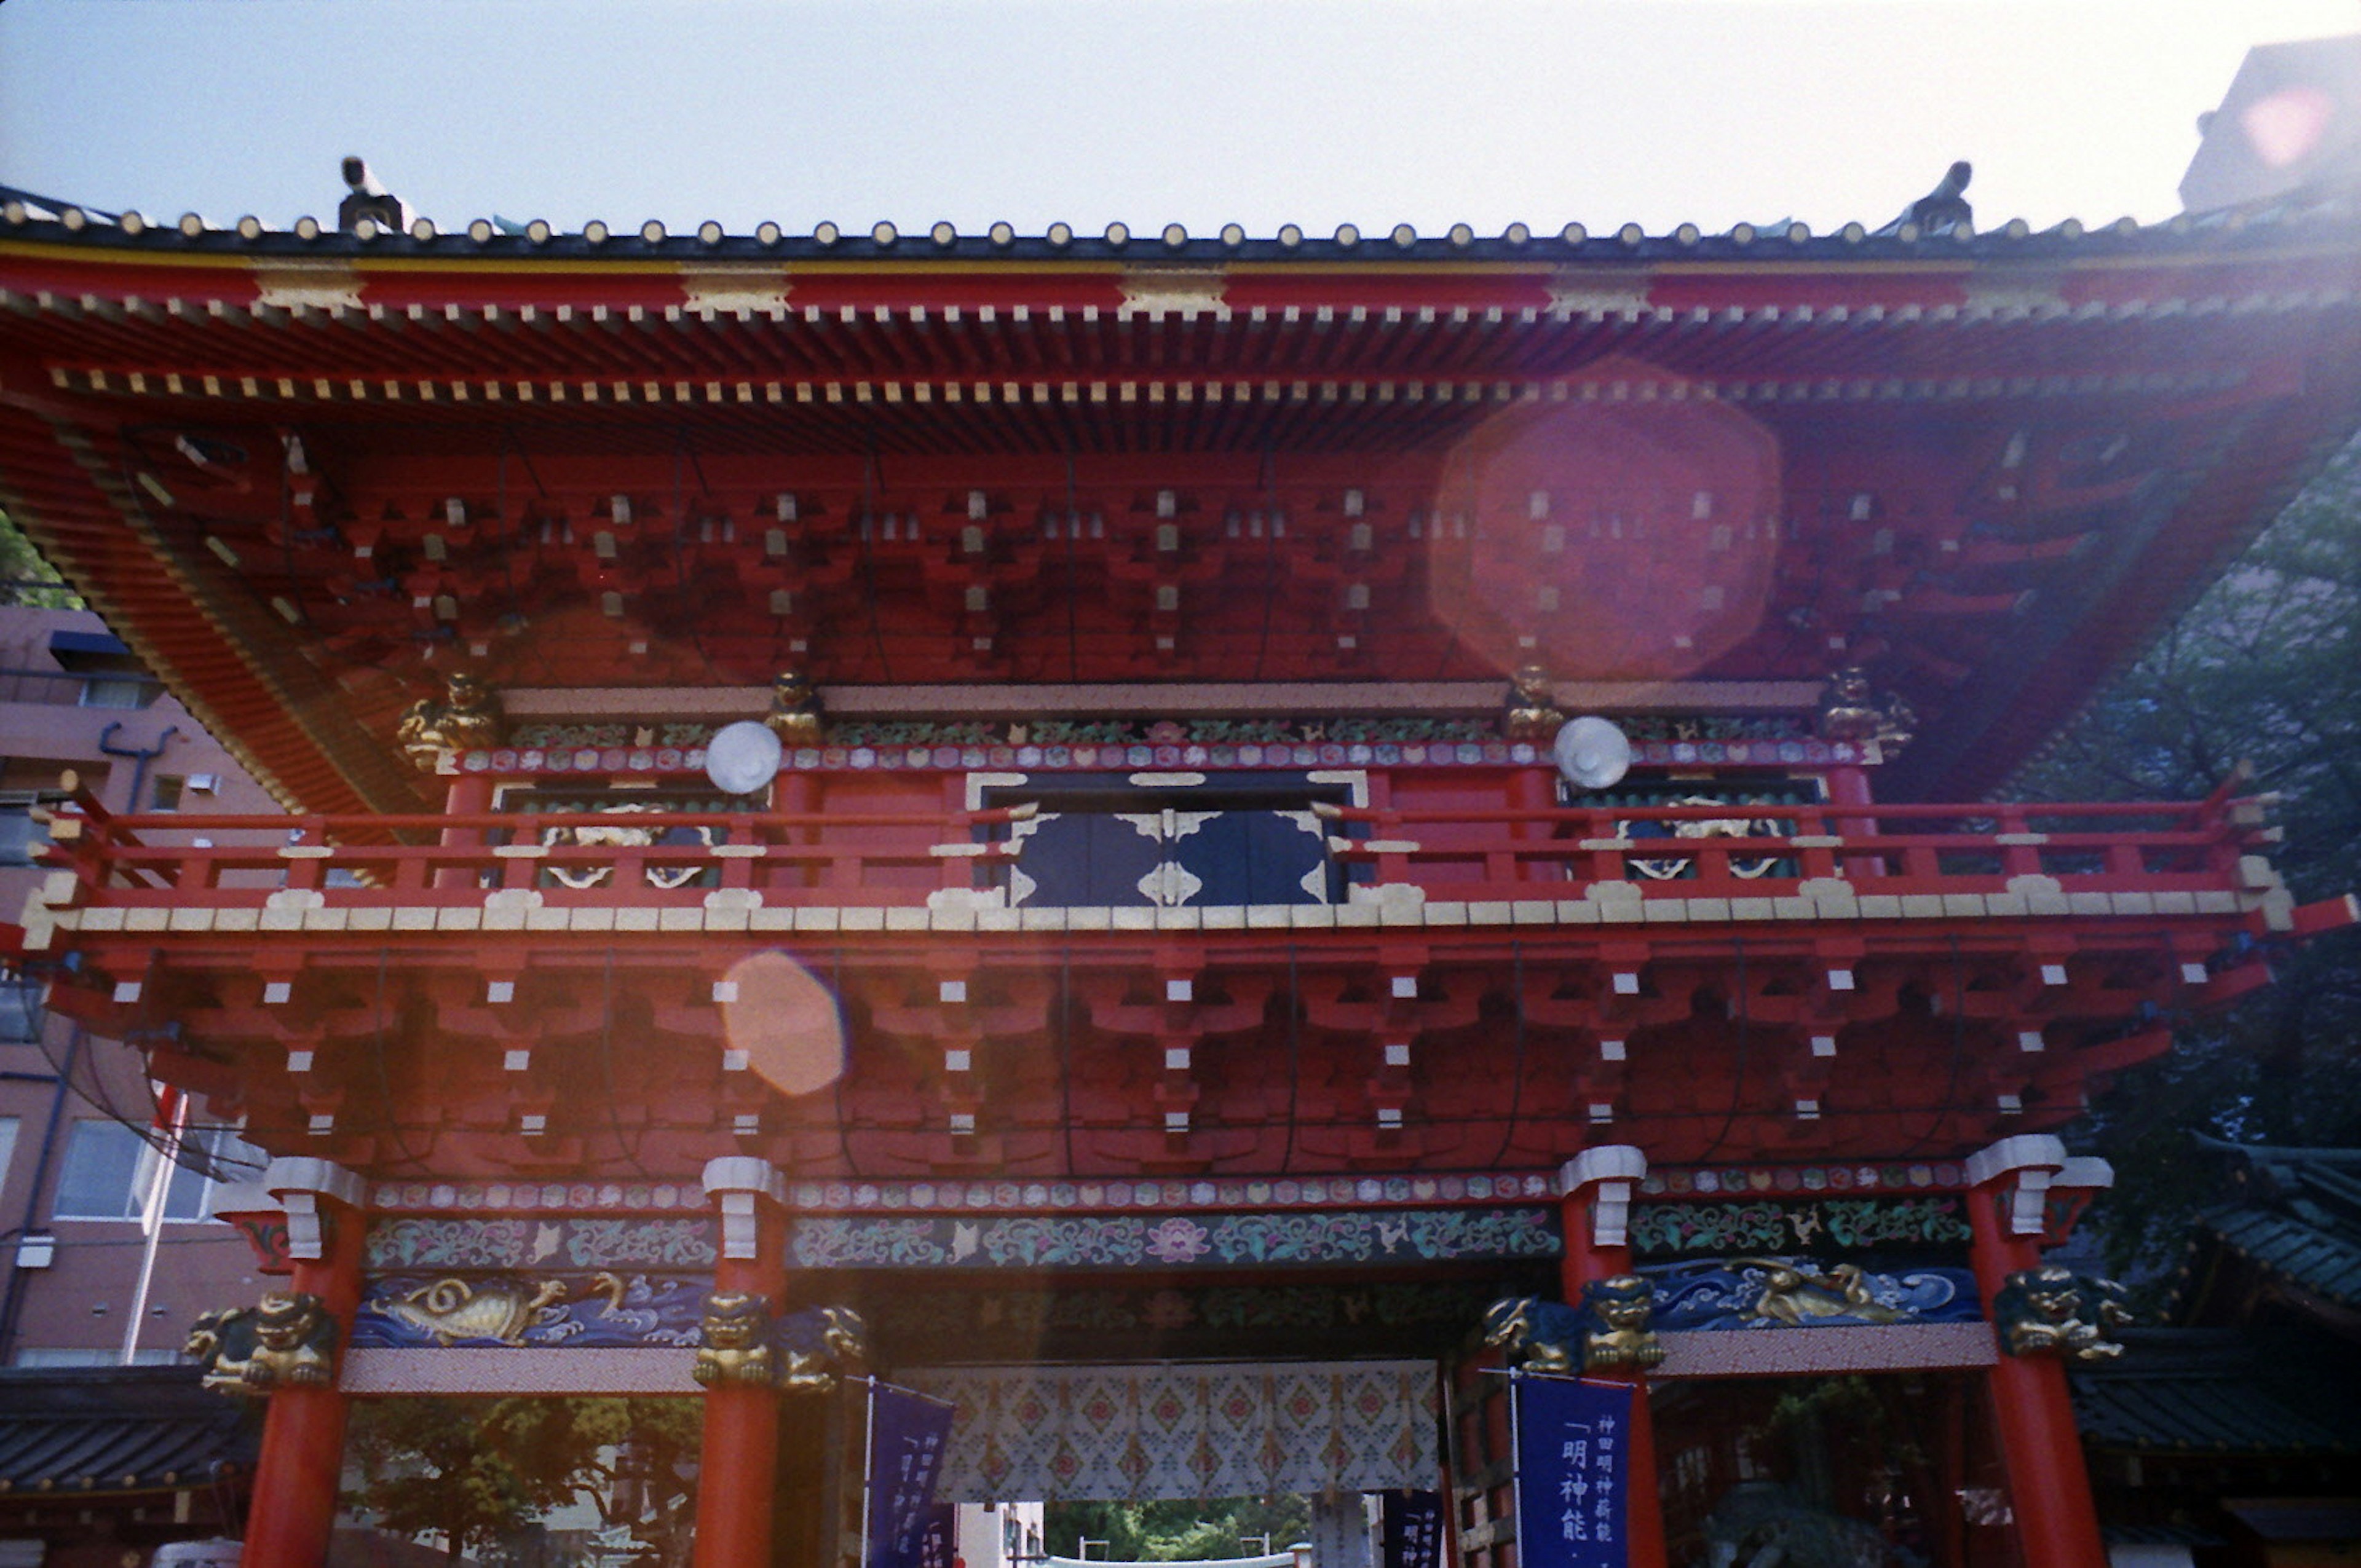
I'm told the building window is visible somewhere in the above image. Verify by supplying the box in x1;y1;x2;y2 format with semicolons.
0;798;47;869
151;774;184;812
12;1347;182;1367
76;676;152;710
0;980;40;1042
50;1120;266;1223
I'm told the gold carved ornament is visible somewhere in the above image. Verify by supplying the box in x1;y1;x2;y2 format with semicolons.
693;1294;870;1392
395;670;505;768
1482;1281;1664;1375
692;1291;778;1388
382;1276;568;1345
185;1291;338;1396
1995;1265;2131;1362
1502;664;1566;745
1731;1258;1905;1326
1578;1274;1667;1371
764;669;825;746
1816;666;1916;756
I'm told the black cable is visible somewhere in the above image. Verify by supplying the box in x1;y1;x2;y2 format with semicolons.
1252;444;1279;679
1899;936;1973;1157
365;945;435;1170
1058;944;1075;1176
831;945;862;1176
1062;451;1081;681
1698;938;1751;1162
595;947;655;1178
858;443;892;680
1487;942;1529;1166
1278;943;1300;1173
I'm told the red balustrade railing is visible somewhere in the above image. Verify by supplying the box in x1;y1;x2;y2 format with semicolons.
28;787;2272;918
1313;795;2264;902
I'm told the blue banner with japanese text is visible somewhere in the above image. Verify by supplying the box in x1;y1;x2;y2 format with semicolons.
867;1381;958;1568
1513;1374;1633;1568
1380;1489;1445;1568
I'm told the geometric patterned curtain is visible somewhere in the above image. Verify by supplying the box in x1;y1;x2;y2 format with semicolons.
899;1361;1439;1501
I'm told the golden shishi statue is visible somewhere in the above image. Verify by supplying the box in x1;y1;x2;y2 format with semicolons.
763;670;824;746
1816;666;1916;755
395;669;505;766
1502;664;1567;744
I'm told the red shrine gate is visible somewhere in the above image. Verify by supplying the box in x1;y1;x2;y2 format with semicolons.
1;184;2358;1568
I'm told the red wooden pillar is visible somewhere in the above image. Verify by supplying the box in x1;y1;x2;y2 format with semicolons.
243;1157;369;1568
696;1157;789;1568
1964;1136;2113;1568
1508;762;1557;888
1825;763;1878;880
1556;1147;1666;1568
434;771;495;889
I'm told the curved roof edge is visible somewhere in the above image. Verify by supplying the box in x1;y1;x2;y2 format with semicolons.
6;192;2359;268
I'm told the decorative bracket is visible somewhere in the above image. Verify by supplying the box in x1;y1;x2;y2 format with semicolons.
1559;1144;1648;1248
1965;1134;2113;1239
701;1155;787;1261
264;1156;366;1261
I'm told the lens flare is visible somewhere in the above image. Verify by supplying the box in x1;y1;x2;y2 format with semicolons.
721;949;847;1098
1427;360;1783;683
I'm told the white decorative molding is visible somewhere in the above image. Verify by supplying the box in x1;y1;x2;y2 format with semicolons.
1545;269;1651;317
265;1155;368;1260
1964;1133;2068;1236
679;266;791;316
249;261;364;311
344;1347;697;1395
2056;1156;2115;1192
1656;1323;1997;1377
1117;266;1229;320
700;1156;786;1260
1558;1144;1648;1248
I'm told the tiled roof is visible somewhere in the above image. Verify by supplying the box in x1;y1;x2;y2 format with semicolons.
2209;1205;2361;1306
2193;1139;2361;1307
2073;1328;2361;1456
0;1366;256;1495
2;184;2357;267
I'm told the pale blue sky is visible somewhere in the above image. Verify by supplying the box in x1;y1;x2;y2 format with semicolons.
1;0;2355;239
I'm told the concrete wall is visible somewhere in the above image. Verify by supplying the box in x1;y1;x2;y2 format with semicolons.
0;607;287;1365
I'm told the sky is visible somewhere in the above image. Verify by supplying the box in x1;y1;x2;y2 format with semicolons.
1;0;2357;241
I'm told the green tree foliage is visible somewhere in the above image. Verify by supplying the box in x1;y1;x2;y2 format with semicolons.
344;1396;699;1564
0;506;79;609
2012;436;2361;1272
1045;1496;1311;1562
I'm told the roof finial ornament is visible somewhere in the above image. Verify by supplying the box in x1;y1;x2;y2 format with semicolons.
337;157;409;236
1880;160;1974;237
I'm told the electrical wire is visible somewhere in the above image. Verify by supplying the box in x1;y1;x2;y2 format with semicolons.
1898;936;1973;1157
858;442;893;680
1058;944;1076;1176
1485;942;1530;1166
594;947;656;1178
1062;451;1081;681
1697;937;1751;1162
1277;943;1300;1173
831;945;862;1176
1252;444;1279;679
365;946;437;1170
